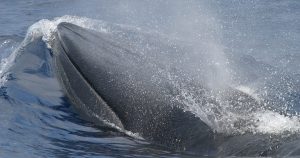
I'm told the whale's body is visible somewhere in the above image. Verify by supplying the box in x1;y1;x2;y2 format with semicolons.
6;22;298;156
52;22;217;151
50;22;267;152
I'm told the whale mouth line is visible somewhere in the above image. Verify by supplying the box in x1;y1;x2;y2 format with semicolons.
54;23;125;131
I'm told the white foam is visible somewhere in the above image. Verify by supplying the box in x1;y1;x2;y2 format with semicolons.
253;110;300;134
24;15;111;48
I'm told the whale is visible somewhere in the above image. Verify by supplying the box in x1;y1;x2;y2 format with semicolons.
50;22;267;152
52;22;218;151
4;21;297;156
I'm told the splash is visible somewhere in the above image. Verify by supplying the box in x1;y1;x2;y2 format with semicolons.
175;81;300;135
0;38;21;86
0;15;113;86
24;15;111;48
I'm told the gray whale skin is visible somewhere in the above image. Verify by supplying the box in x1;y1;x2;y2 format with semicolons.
50;22;282;155
52;22;216;152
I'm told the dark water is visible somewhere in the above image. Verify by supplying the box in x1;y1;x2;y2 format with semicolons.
0;0;300;157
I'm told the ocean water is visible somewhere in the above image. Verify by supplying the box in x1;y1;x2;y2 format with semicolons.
0;0;300;157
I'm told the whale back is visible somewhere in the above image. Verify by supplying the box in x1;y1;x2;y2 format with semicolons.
52;22;216;150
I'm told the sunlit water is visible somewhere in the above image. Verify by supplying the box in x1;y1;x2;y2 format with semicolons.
0;0;300;157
